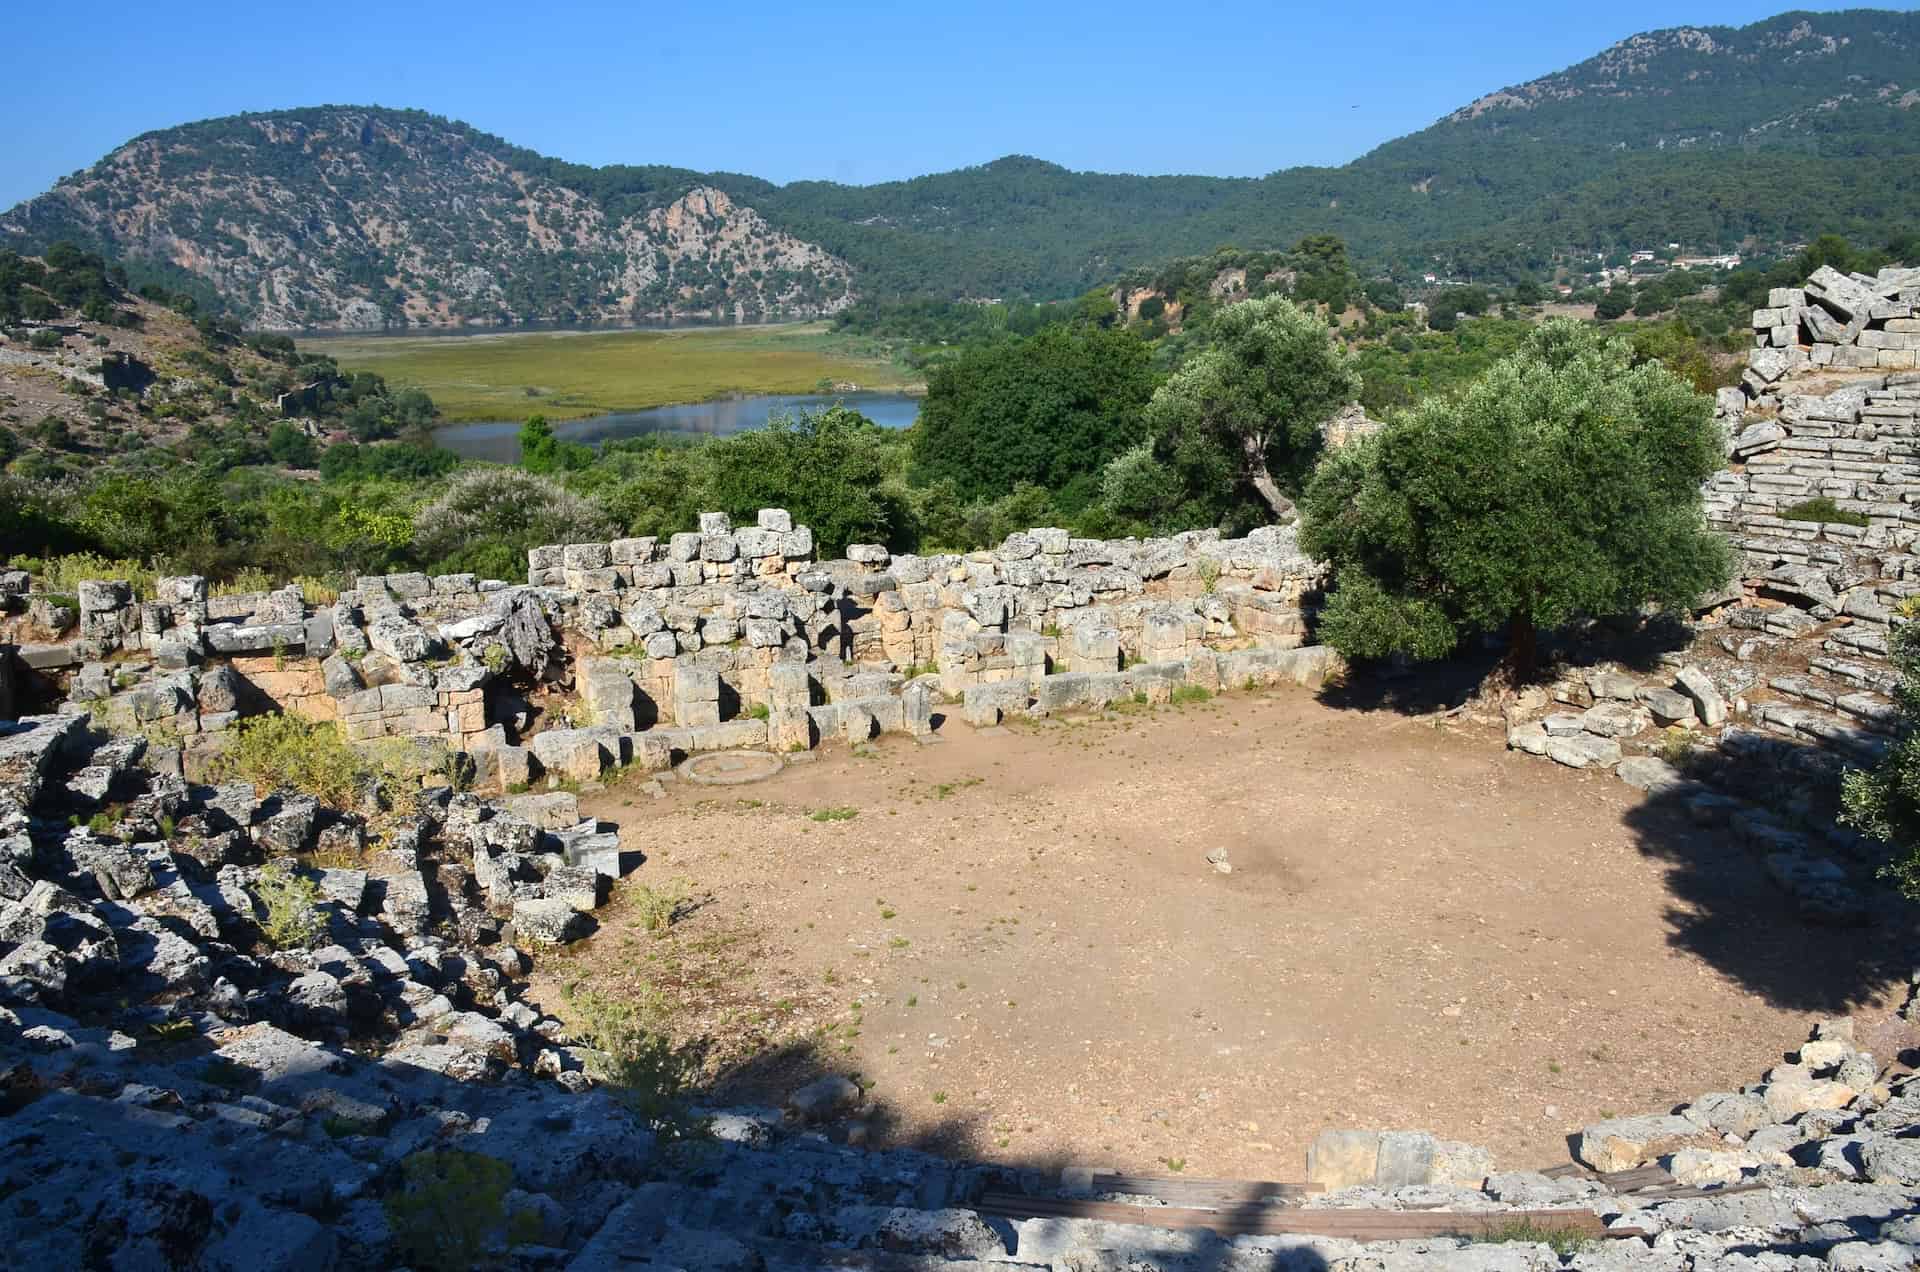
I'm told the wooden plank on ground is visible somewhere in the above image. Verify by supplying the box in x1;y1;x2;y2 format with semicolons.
1088;1173;1321;1204
976;1195;1618;1241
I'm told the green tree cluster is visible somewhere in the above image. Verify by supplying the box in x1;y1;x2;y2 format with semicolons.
1301;321;1732;677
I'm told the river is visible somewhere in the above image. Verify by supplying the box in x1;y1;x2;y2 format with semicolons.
432;391;923;463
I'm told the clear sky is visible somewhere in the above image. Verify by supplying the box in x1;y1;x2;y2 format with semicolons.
0;1;1867;210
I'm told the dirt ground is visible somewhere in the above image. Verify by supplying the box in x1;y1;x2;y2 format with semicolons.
533;689;1911;1181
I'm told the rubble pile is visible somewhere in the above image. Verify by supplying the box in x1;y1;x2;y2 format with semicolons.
1749;263;1920;373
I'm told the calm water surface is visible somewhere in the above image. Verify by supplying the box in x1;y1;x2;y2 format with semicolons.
433;392;922;463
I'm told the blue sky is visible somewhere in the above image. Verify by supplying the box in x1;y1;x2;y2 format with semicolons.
0;1;1863;209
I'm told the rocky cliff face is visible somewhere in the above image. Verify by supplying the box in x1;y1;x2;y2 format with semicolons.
0;110;853;330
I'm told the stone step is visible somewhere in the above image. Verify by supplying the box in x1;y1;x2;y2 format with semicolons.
1764;673;1897;732
1751;699;1891;760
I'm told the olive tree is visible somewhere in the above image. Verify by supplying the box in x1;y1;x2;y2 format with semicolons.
1842;622;1920;897
412;467;616;580
1142;296;1358;522
1299;319;1732;679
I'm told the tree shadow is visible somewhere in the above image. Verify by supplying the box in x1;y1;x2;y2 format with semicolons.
1616;736;1916;1013
683;1036;1342;1270
1315;614;1705;718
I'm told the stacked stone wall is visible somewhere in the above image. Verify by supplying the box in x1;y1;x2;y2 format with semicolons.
0;509;1337;794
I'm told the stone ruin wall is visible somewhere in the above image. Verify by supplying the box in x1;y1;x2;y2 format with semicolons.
0;511;1338;795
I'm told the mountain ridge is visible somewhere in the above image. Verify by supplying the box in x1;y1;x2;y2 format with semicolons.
6;8;1919;329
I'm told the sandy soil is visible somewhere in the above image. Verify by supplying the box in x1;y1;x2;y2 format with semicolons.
535;689;1910;1181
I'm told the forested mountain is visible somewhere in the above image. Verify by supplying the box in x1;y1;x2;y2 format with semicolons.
4;8;1917;328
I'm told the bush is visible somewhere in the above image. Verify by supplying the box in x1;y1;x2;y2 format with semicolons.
6;552;156;599
632;877;693;934
1843;622;1920;897
1781;496;1870;528
562;986;700;1135
412;467;616;576
253;863;326;949
218;714;364;807
384;1150;539;1271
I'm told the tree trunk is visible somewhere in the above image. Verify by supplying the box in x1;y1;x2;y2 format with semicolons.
1241;435;1297;521
1507;611;1539;683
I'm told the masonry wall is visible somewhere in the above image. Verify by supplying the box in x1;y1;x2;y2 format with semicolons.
0;511;1337;793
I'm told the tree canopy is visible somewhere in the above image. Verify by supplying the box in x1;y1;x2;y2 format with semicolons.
1299;320;1732;676
1139;296;1358;522
910;324;1159;509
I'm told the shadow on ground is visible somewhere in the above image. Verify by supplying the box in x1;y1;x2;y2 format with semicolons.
683;1037;1344;1269
1616;737;1915;1015
1314;615;1698;717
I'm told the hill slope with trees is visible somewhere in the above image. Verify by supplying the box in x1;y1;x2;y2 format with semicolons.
4;9;1917;326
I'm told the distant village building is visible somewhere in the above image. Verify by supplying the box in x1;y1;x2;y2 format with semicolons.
1674;254;1742;270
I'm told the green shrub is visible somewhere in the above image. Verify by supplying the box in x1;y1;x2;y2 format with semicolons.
218;714;364;807
384;1149;540;1271
631;877;693;935
1781;496;1870;528
561;987;700;1135
1170;685;1212;705
253;863;326;949
7;552;155;599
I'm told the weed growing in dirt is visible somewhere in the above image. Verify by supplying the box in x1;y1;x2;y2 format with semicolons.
1657;727;1698;769
632;877;693;935
1170;685;1211;706
810;806;858;822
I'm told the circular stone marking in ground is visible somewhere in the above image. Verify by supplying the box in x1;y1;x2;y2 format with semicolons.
679;750;786;786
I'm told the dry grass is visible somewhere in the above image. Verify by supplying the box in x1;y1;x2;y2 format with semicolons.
306;322;918;422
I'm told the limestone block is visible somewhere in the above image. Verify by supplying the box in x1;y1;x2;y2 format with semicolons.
781;526;814;559
1507;723;1550;755
366;614;431;663
757;507;793;532
1032;527;1070;554
581;663;636;730
1546;734;1622;770
698;511;732;534
77;579;131;613
1071;625;1121;673
1580;701;1651;738
768;662;812;710
561;543;611;571
847;544;889;565
1307;1130;1380;1189
529;729;607;783
843;705;876;744
902;681;933;736
609;537;657;565
674;665;721;728
1637;686;1696;725
1574;1114;1720;1172
667;532;702;562
699;534;738;563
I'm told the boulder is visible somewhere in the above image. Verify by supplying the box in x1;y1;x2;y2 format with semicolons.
1574;1114;1721;1172
786;1074;862;1122
1676;666;1727;727
1546;734;1622;770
